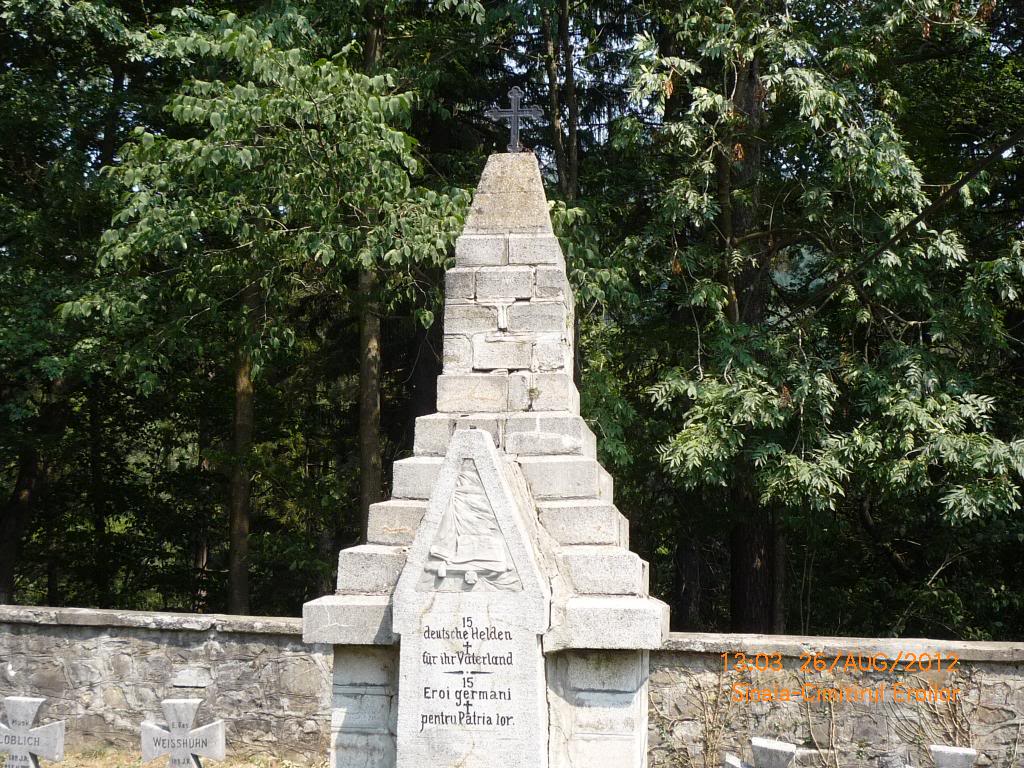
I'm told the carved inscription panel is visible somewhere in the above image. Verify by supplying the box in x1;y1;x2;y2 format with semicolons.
418;616;518;732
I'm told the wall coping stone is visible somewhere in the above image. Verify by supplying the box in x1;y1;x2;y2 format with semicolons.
0;605;303;636
660;631;1024;662
3;605;1021;661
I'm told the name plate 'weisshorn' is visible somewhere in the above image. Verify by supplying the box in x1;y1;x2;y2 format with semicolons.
141;699;226;768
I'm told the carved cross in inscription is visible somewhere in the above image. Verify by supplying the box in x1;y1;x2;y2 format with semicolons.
0;697;65;768
462;641;472;654
485;86;543;152
141;699;226;768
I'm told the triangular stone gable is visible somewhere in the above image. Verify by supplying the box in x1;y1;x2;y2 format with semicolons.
392;428;551;768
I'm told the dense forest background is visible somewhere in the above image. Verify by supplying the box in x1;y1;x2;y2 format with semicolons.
2;0;1023;640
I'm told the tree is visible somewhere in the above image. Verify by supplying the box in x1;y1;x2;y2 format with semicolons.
628;0;1024;633
69;8;467;611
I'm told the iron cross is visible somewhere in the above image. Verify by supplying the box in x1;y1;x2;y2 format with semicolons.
0;697;65;768
485;86;543;152
141;699;226;768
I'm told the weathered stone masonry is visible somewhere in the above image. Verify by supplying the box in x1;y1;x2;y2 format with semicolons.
1;608;1023;766
0;606;331;761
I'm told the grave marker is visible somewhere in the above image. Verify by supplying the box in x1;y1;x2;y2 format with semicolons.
0;697;64;768
929;745;978;768
141;699;225;768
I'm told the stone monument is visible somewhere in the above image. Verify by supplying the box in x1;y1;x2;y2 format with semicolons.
0;697;64;768
304;151;669;768
141;699;226;768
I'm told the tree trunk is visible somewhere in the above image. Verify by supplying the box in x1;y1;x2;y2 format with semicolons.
357;6;385;544
557;0;580;201
193;412;211;612
721;56;783;633
542;11;569;198
89;388;114;608
228;284;259;615
0;449;43;604
771;517;786;633
359;269;383;542
99;60;125;168
671;537;703;630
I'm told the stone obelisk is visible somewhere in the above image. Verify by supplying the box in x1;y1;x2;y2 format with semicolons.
304;152;669;768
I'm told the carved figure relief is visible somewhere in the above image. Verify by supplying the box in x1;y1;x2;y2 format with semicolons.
420;459;521;591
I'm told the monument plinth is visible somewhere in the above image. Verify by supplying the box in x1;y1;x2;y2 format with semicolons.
304;152;669;768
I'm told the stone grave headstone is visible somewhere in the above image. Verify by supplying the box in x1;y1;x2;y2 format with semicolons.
304;150;669;768
0;697;65;768
725;737;797;768
141;699;225;768
929;745;978;768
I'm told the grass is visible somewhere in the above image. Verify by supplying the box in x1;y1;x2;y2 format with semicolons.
61;746;324;768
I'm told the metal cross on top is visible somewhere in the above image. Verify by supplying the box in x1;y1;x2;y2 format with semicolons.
485;86;543;152
0;696;65;768
141;699;226;768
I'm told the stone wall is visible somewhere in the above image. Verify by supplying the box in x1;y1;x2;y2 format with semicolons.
2;607;1022;766
0;606;331;761
648;634;1024;768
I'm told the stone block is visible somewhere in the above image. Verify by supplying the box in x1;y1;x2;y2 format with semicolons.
390;457;442;500
565;651;645;693
472;334;533;370
559;546;647;596
436;373;509;412
330;731;396;768
538;501;628;546
929;746;978;768
535;266;571;299
598;465;614;500
564;736;640;766
475;266;534;299
413;414;504;455
413;414;454;456
571;691;641;734
366;500;426;545
508;234;563;264
465;193;552;235
507;300;568;334
505;413;595;456
442;334;472;372
752;738;798;768
518;456;602;499
532;337;573;372
475;152;546;194
508;372;579;412
452;415;504;448
443;304;497;335
332;646;396;689
336;545;407;595
454;234;506;266
332;692;391;734
302;594;395;645
534;373;580;411
545;596;669;651
444;268;476;301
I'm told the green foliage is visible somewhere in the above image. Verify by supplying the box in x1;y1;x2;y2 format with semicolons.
3;0;1022;639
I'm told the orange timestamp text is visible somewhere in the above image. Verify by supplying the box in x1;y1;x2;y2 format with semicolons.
721;651;960;674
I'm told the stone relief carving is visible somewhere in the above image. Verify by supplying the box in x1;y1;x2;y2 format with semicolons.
420;459;521;591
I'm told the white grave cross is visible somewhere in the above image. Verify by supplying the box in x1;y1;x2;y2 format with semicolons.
0;697;65;768
141;699;225;768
